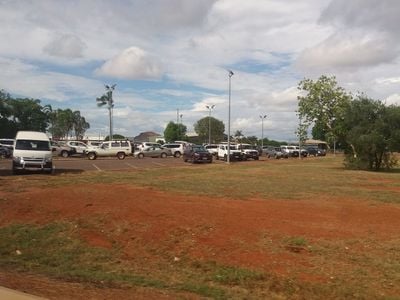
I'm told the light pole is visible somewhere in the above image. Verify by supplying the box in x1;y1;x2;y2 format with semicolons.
206;105;215;144
259;114;267;152
179;114;183;140
96;84;116;141
227;70;234;164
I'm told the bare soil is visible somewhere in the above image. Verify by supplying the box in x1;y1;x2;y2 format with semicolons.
1;183;400;299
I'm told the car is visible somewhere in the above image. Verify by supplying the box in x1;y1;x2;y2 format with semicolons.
295;146;308;157
85;140;132;160
0;138;15;151
281;145;299;157
305;146;326;157
204;144;219;156
138;142;162;151
264;146;288;159
183;144;213;163
66;141;89;154
135;146;171;158
236;144;259;160
216;143;244;161
0;145;12;158
162;143;184;157
12;131;53;174
51;141;76;158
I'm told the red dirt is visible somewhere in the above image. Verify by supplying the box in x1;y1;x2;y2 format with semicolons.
1;183;400;299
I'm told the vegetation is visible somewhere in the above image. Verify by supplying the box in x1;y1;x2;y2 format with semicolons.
0;89;90;139
164;121;187;142
297;75;400;171
193;116;225;143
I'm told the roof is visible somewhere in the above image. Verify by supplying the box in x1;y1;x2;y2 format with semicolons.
15;131;49;141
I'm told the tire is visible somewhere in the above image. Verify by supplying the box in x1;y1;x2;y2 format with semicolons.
224;154;227;161
191;155;196;164
87;152;97;160
61;150;69;158
161;152;167;158
138;153;144;159
174;151;181;158
117;152;126;160
215;155;219;160
255;156;259;160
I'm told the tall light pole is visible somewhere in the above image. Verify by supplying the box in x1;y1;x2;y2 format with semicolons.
227;70;234;164
179;114;183;140
96;84;116;141
260;114;267;152
206;105;215;144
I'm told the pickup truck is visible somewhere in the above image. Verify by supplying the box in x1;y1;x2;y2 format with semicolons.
216;144;244;161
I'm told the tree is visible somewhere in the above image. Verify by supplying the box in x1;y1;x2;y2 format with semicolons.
297;75;352;147
9;98;49;133
194;117;225;143
164;121;187;142
73;111;90;140
342;96;400;171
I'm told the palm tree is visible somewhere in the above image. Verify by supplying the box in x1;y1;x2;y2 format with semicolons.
96;84;116;141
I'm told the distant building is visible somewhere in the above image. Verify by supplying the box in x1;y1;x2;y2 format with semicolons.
133;131;164;143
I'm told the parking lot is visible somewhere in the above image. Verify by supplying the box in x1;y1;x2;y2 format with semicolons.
0;155;271;175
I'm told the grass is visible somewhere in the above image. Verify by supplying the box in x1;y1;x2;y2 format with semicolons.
1;156;400;299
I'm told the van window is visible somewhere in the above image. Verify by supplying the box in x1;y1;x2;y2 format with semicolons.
15;140;50;151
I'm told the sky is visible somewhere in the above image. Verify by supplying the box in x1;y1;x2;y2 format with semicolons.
1;0;400;141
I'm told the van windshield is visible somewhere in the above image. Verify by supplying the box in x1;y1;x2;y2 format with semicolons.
15;139;50;151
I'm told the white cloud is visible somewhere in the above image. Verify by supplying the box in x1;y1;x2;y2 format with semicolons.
95;47;162;80
44;33;86;58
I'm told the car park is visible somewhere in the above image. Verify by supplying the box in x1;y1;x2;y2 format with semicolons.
85;140;132;160
135;146;171;158
162;143;184;157
183;144;213;163
51;141;76;158
236;144;259;160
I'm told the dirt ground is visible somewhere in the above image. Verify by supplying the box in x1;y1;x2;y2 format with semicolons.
1;183;400;299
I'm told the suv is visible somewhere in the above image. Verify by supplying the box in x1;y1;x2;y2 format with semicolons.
51;141;76;158
183;144;212;163
216;143;244;161
305;146;326;157
0;138;15;151
265;146;287;159
162;143;184;157
204;144;219;156
236;144;259;160
85;140;132;160
280;145;299;157
66;141;89;154
138;142;162;151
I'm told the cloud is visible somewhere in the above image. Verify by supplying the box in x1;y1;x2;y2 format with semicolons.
43;33;86;58
95;47;162;80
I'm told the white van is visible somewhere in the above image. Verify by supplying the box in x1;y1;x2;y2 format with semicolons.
12;131;53;174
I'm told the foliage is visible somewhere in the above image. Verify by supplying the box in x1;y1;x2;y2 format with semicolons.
193;117;225;143
164;121;187;142
105;134;125;141
46;107;90;140
342;96;400;171
297;75;352;144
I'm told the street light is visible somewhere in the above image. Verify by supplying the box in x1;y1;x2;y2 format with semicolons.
96;84;116;141
259;114;267;152
227;70;234;164
206;105;215;144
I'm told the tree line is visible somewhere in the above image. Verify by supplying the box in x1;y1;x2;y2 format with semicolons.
0;89;90;140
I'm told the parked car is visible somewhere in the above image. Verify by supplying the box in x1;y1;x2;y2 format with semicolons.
0;138;15;151
236;144;259;160
305;146;326;157
0;145;12;158
138;142;162;151
12;131;53;174
183;144;213;163
216;144;244;161
135;146;171;158
281;145;299;157
162;143;184;157
66;141;89;154
265;146;288;159
85;140;132;160
204;144;219;156
51;141;76;158
295;146;308;157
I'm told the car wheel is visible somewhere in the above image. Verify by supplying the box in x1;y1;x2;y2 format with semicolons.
223;154;227;161
61;150;69;158
138;153;144;159
117;152;126;160
174;151;181;158
87;152;97;160
161;152;167;158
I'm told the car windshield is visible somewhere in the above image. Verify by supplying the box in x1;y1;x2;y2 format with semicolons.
15;139;50;151
193;146;206;151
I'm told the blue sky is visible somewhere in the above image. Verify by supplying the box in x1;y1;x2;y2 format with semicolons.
1;0;399;141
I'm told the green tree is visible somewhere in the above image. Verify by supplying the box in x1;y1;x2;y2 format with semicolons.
297;75;352;147
194;117;225;143
9;98;49;133
73;110;90;140
164;121;187;142
343;96;400;171
105;134;125;141
0;90;15;137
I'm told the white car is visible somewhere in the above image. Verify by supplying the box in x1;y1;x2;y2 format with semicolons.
161;143;184;157
85;140;132;160
216;144;244;161
66;141;89;154
204;144;219;156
